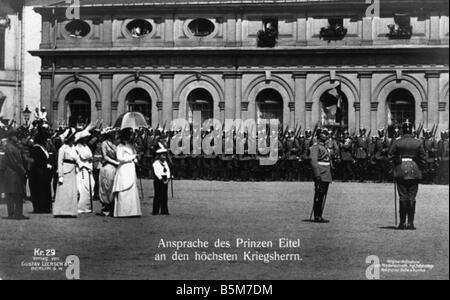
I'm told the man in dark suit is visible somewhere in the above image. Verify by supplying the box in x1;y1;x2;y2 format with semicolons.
3;129;29;220
389;120;426;230
310;128;333;223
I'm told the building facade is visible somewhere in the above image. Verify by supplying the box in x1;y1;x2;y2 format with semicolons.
31;0;449;133
0;0;53;125
0;0;23;122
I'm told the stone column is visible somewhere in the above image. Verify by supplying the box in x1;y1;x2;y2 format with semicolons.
371;102;378;132
100;73;113;126
164;16;174;47
219;101;225;123
288;102;295;128
226;16;237;47
293;72;307;128
161;72;174;124
358;72;372;130
354;102;361;131
429;16;440;45
156;101;163;127
438;101;448;132
173;101;180;121
426;71;440;126
41;73;53;124
362;17;373;45
305;102;313;130
241;102;249;122
235;73;242;119
223;72;237;121
420;102;428;128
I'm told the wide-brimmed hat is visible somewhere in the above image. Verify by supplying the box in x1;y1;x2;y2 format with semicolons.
60;127;77;142
156;142;168;154
100;127;118;136
118;127;134;140
74;128;91;143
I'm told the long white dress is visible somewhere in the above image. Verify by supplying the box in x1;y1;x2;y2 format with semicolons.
53;144;80;217
75;143;95;213
112;143;141;217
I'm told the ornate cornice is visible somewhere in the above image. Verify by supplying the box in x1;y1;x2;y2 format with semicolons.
99;73;113;80
425;71;440;79
219;101;225;111
223;72;243;79
421;102;428;111
288;102;295;111
160;72;175;80
358;72;373;79
292;72;307;79
371;102;379;111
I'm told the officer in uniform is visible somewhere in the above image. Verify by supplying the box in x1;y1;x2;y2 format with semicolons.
389;120;426;230
300;129;313;181
340;130;354;182
422;129;438;184
3;129;29;220
310;128;332;223
437;130;449;185
373;129;390;182
284;130;301;181
152;144;171;215
354;128;369;182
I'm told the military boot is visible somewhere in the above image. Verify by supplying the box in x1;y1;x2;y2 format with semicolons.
4;197;15;219
398;201;408;230
407;202;416;230
14;198;29;220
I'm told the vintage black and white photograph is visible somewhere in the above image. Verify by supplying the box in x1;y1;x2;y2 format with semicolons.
0;0;448;283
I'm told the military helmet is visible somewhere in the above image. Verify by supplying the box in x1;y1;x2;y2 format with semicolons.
402;119;413;135
304;129;311;138
316;128;329;137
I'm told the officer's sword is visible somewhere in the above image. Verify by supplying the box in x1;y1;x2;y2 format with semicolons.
321;189;328;215
309;185;319;221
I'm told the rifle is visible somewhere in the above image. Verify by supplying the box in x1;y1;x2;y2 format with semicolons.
295;126;302;139
309;122;320;148
432;124;439;138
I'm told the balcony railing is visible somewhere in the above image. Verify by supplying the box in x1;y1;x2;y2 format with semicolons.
320;24;348;42
257;28;278;48
387;24;413;39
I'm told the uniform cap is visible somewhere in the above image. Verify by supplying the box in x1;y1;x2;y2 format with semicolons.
402;119;413;134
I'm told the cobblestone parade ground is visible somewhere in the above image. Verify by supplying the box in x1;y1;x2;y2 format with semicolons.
0;181;448;280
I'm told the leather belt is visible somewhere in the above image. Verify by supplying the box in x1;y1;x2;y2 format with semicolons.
63;159;76;164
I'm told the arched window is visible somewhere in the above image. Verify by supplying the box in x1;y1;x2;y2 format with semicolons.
188;88;213;127
65;20;91;38
126;19;153;38
66;89;91;128
126;88;152;125
256;89;283;125
188;19;215;37
387;88;415;126
319;86;348;128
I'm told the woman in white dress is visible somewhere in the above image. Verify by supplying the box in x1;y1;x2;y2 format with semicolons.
53;128;80;218
98;127;119;216
74;130;95;214
112;128;141;218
